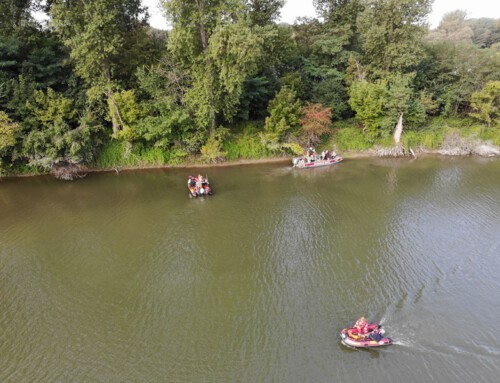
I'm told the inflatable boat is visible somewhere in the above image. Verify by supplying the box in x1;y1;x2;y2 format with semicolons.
339;319;392;348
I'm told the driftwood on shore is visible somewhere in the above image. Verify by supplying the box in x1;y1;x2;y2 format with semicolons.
52;162;87;181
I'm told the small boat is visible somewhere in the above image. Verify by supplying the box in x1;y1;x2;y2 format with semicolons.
292;149;343;169
187;175;213;197
339;318;392;348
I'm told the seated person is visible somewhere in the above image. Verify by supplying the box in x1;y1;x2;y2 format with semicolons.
354;316;370;334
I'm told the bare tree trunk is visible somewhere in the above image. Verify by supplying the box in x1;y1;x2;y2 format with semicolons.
376;112;407;157
394;112;403;145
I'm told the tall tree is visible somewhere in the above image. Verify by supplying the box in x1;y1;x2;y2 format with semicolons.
294;2;364;118
50;0;148;135
348;78;387;141
261;86;302;151
162;0;263;132
245;0;285;26
420;41;500;116
0;0;39;34
357;0;431;78
469;18;500;48
428;10;473;44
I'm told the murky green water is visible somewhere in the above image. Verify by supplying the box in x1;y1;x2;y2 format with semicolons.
1;157;499;382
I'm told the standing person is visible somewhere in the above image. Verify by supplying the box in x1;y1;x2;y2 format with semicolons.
196;174;203;191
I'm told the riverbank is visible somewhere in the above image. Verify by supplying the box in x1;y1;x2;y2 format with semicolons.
2;142;499;180
70;143;500;175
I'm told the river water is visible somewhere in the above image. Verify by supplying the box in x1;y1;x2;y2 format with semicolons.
1;157;499;382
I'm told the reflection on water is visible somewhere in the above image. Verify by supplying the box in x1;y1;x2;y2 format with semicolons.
1;158;499;382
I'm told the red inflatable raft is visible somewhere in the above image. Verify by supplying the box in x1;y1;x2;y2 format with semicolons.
339;319;392;348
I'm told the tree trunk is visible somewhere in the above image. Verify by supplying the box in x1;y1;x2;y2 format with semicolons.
195;0;209;50
394;112;403;145
107;91;126;136
103;60;125;135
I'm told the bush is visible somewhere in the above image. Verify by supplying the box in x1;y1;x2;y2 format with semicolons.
479;126;500;146
94;140;126;168
223;133;270;160
333;127;372;150
402;130;443;150
223;122;270;160
94;140;170;168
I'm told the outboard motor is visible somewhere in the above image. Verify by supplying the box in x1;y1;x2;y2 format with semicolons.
369;332;383;341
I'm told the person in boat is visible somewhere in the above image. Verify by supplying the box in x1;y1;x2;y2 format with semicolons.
345;316;374;340
306;147;314;162
196;174;203;190
354;316;370;335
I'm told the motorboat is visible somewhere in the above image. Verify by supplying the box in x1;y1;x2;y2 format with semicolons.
187;175;213;197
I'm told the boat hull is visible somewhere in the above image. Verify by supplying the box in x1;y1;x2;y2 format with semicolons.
188;186;212;197
293;156;343;169
339;328;392;348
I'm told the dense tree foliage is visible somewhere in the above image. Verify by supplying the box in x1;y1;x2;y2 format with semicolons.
470;81;500;127
0;0;499;175
261;86;302;151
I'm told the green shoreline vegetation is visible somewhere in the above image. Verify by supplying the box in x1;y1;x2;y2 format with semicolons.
1;1;499;179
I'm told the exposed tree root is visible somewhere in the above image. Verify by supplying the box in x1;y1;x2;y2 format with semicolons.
52;162;87;181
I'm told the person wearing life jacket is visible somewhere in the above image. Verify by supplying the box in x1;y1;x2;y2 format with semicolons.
195;174;203;190
354;316;370;334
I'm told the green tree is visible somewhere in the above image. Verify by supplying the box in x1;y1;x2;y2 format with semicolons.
469;18;500;48
261;86;302;151
246;0;285;26
50;0;148;135
293;3;364;118
357;0;431;78
0;0;39;34
23;88;102;168
428;10;473;44
421;41;500;116
313;0;363;58
348;79;387;140
163;1;263;133
470;81;500;127
107;90;146;141
135;60;197;152
0;111;20;161
384;73;412;124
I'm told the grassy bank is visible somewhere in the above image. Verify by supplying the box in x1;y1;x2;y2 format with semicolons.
2;117;498;178
91;117;498;171
330;117;500;153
